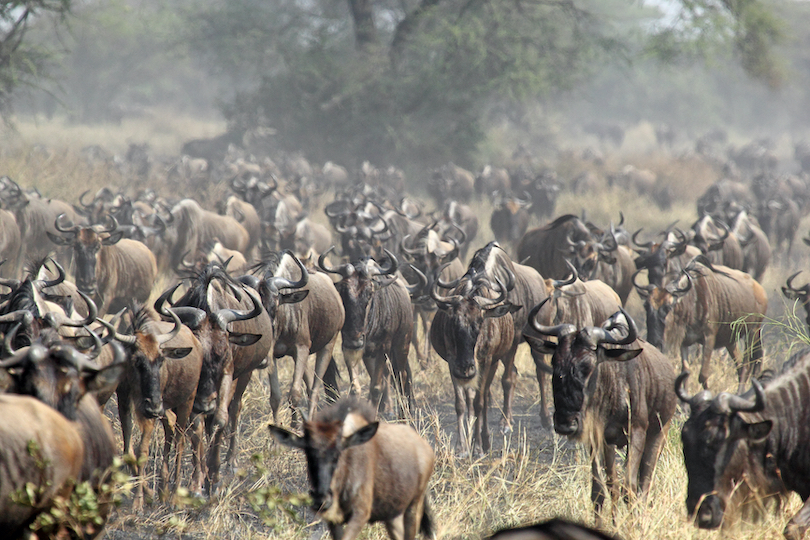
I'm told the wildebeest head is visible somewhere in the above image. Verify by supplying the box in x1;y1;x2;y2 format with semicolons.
252;250;310;320
676;372;772;529
526;304;641;439
103;305;191;419
319;247;398;351
782;271;810;330
47;214;124;298
632;227;689;287
0;329;125;420
431;272;518;381
270;398;379;516
633;269;693;351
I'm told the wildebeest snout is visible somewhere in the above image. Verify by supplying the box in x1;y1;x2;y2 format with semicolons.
694;495;723;529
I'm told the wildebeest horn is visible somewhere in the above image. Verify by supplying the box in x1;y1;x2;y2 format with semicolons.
591;308;638;345
54;213;80;235
430;278;462;309
400;235;422;256
553;260;578;290
369;215;389;236
404;264;427;295
40;258;66;289
79;190;94;208
157;307;183;345
783;271;810;300
448;221;467;247
2;322;23;356
666;271;693;298
154;282;183;318
213;287;263;329
0;274;21;291
631;269;654;299
475;276;508;307
270;251;309;291
674;371;712;408
96;317;137;346
528;297;576;337
47;290;99;328
318;246;355;278
631;228;652;250
58;344;101;373
80;325;104;360
100;214;119;234
719;378;766;414
376;249;398;277
617;211;624;227
436;261;462;289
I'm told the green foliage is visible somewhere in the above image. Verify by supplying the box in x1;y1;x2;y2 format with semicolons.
245;452;310;530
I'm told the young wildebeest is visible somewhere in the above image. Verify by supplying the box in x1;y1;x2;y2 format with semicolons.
270;398;435;540
525;308;676;526
677;366;810;539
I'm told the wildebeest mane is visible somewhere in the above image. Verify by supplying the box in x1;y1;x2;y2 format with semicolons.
315;396;376;425
175;261;237;310
541;214;580;231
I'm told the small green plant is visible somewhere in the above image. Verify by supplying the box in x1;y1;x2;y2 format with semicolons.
245;453;310;530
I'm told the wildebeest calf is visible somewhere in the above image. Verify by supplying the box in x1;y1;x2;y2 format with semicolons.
270;397;435;540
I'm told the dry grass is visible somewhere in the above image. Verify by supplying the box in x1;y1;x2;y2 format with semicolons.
5;115;810;540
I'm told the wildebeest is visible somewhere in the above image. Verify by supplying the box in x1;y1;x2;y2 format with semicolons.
155;263;272;493
269;397;435;540
487;518;622;540
676;369;810;539
105;305;204;507
524;309;676;525
0;207;20;278
428;162;475;204
247;250;344;420
0;333;125;538
319;248;414;416
636;255;767;391
538;263;622;329
169;198;250;271
490;192;531;249
783;271;810;331
47;215;157;316
690;214;743;270
730;209;770;282
430;242;551;454
517;215;593;280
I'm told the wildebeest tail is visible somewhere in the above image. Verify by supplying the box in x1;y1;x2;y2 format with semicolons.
420;495;435;538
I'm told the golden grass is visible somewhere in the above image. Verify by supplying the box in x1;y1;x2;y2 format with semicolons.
5;117;810;540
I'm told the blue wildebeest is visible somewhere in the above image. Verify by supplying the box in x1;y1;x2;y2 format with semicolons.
269;397;435;540
676;367;810;539
525;309;676;526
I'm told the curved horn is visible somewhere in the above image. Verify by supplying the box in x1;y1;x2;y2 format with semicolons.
404;264;427;295
430;277;462;309
317;246;354;278
783;271;810;300
40;258;66;289
213;287;263;329
631;269;654;299
80;325;104;360
100;214;119;234
475;276;508;307
591;308;638;345
79;190;94;208
2;322;22;357
157;307;183;345
528;297;575;337
436;261;463;290
666;271;693;298
154;282;183;317
96;317;137;346
376;249;398;276
270;250;309;290
50;290;99;328
632;228;652;250
723;378;766;413
448;221;467;246
54;213;80;235
674;371;712;409
400;234;422;256
553;260;578;290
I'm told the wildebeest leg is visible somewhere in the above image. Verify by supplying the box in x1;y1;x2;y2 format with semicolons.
322;334;342;402
205;424;224;496
364;352;389;415
342;347;364;396
698;333;717;388
224;372;253;470
159;410;177;503
624;424;648;500
531;350;552;429
603;443;618;517
133;416;157;510
474;358;500;454
266;357;281;423
451;377;471;456
638;422;667;495
591;445;608;528
289;344;311;420
328;522;345;540
170;400;195;505
784;497;810;540
384;515;405;540
499;347;518;434
310;339;339;417
189;415;205;497
392;339;414;415
412;306;425;369
117;382;134;465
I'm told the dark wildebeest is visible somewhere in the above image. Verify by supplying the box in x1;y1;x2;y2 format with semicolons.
783;271;810;331
428;162;475;204
169;198;250;271
517;215;593;280
47;215;157;316
525;309;676;526
476;165;511;196
104;305;204;507
487;518;622;540
245;250;344;420
400;225;465;368
677;368;810;539
430;242;552;454
155;263;272;494
632;227;701;288
490;192;531;250
436;200;477;261
636;255;767;391
571;226;635;306
690;214;743;271
269;397;435;540
319;248;414;416
758;195;800;259
0;333;125;538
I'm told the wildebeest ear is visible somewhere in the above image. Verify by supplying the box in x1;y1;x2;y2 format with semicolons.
228;332;262;346
84;363;126;395
484;303;520;319
597;347;642;363
163;347;193;359
269;425;307;449
343;422;378;449
102;231;125;245
46;232;71;246
280;290;309;305
736;419;772;443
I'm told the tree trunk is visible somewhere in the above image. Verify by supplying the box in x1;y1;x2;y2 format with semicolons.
347;0;377;50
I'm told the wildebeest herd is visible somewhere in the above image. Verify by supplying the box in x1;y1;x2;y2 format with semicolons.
4;134;810;540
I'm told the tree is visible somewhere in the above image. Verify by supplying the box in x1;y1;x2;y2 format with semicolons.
0;0;73;113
